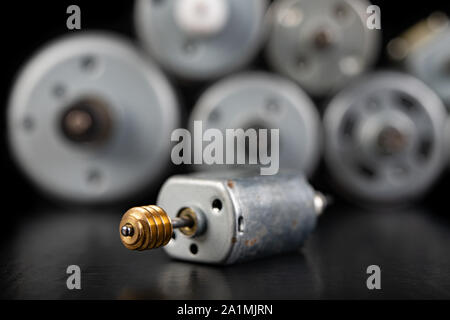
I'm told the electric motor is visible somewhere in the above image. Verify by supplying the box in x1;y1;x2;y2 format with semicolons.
188;72;322;176
323;71;447;205
266;0;380;96
388;12;450;109
119;171;326;264
8;33;180;204
134;0;268;81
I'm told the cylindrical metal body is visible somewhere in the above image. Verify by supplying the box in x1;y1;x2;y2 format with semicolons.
157;171;319;264
324;71;447;205
8;33;180;204
388;12;450;109
266;0;380;96
134;0;268;81
189;72;322;177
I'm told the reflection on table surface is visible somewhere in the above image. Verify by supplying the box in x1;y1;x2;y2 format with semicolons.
1;204;449;299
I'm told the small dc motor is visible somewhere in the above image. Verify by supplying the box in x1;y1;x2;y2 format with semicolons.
189;72;322;176
134;0;268;81
388;12;450;109
323;71;447;205
266;0;381;96
8;33;180;204
119;171;326;264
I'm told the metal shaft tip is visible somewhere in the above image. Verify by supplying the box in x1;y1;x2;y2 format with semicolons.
314;192;328;216
119;205;173;251
121;224;134;237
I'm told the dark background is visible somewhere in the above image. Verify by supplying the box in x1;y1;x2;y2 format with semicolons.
1;1;450;299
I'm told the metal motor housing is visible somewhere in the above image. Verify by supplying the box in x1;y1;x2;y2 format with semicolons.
157;171;322;264
266;0;380;96
134;0;268;81
388;12;450;109
189;72;322;177
324;71;447;205
404;26;450;109
8;33;180;204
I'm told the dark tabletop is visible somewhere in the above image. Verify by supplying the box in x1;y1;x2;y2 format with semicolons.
1;201;449;300
1;0;450;301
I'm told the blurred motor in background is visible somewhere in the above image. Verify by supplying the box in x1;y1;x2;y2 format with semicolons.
387;12;450;109
119;171;325;264
388;11;450;176
7;33;180;204
134;0;268;81
189;72;321;176
5;0;450;209
324;71;447;205
266;0;381;96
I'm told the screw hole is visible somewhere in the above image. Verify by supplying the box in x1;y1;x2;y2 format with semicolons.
212;199;223;212
334;3;349;22
183;40;197;55
397;94;418;112
80;56;97;72
87;169;102;185
266;99;281;114
342;112;357;139
367;97;381;111
296;55;309;71
23;117;35;132
53;84;66;98
417;138;433;161
190;243;198;255
356;162;376;180
238;216;245;233
208;109;221;122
